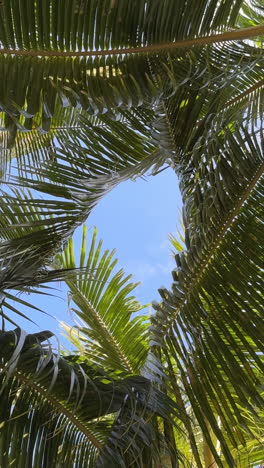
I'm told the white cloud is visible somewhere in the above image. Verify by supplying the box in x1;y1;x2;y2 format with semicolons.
126;260;174;281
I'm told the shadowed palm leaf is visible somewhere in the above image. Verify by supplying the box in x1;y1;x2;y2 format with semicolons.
0;328;180;467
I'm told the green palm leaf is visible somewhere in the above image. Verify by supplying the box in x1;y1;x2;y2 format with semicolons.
57;226;149;374
0;54;161;145
0;0;262;155
0;0;252;52
0;1;263;466
0;185;89;325
151;154;264;466
11;109;168;224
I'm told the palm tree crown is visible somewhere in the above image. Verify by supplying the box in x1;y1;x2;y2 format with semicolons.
0;1;263;467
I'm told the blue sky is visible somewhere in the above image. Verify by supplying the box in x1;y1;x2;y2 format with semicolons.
8;167;182;345
88;167;182;304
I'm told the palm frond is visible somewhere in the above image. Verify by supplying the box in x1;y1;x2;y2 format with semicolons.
159;41;264;157
0;104;169;326
57;226;149;374
0;185;89;325
0;54;162;145
151;164;264;466
0;0;248;53
12;108;168;220
0;186;82;280
150;53;264;465
0;327;180;468
237;0;264;42
0;2;263;466
0;0;261;155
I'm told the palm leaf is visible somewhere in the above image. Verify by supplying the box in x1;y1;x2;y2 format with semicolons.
0;105;167;326
0;54;161;145
150;43;264;464
12;108;168;221
0;327;180;467
0;0;262;155
151;148;264;466
158;41;263;159
0;1;263;466
57;226;149;374
0;186;89;325
0;0;252;53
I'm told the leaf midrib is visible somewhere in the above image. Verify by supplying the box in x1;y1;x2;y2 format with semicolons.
0;366;103;450
68;281;136;374
0;25;263;57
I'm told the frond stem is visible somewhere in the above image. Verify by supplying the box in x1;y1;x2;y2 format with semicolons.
68;282;136;374
225;77;264;108
0;25;263;57
0;366;103;450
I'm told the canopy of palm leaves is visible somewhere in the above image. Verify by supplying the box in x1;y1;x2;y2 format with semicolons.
0;0;263;467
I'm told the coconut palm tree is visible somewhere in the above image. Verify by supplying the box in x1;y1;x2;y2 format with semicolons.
0;0;263;466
